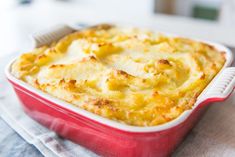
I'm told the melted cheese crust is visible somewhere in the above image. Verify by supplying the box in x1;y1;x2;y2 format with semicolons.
11;24;226;126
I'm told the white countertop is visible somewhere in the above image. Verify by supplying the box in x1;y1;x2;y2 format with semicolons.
0;0;235;57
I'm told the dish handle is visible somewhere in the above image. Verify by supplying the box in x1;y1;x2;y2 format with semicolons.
31;24;89;48
197;67;235;105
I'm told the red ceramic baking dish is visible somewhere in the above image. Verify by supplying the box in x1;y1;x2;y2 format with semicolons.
5;25;235;157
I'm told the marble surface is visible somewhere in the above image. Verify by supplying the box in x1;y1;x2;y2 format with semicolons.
0;118;43;157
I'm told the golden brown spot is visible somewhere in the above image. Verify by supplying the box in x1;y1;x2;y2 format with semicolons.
90;56;97;60
205;43;215;50
132;35;138;39
59;79;65;84
158;59;171;65
81;56;97;62
200;73;206;79
69;80;76;84
188;98;196;108
49;64;65;68
63;80;81;92
152;91;159;97
221;51;226;59
211;63;217;70
162;115;171;121
34;79;39;86
97;42;106;47
89;98;112;108
142;79;146;83
115;70;131;78
90;24;114;30
37;54;47;59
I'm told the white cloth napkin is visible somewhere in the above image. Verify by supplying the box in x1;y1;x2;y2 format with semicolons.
1;54;235;157
0;81;98;157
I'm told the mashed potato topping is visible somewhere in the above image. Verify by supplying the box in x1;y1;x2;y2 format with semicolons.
11;24;225;126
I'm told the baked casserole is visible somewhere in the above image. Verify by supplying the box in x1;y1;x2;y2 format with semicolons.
11;24;226;126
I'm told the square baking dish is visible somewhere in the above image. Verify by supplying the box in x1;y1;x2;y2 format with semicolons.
5;25;235;157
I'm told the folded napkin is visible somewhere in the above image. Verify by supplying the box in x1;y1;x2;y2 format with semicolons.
1;53;235;157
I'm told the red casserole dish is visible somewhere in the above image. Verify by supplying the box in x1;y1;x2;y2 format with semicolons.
5;25;235;157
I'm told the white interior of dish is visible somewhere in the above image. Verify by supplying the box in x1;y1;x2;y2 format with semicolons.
5;28;234;133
